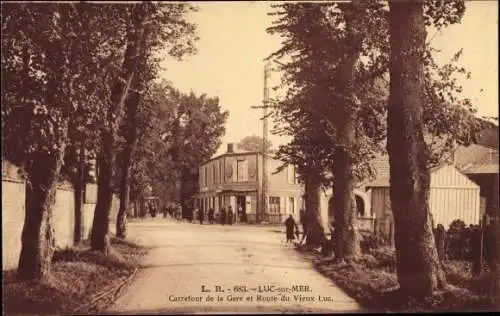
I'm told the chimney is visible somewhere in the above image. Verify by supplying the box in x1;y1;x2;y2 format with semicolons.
227;143;234;153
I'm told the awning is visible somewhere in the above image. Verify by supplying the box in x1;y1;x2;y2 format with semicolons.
216;189;257;194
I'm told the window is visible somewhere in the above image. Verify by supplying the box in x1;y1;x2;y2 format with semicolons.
213;164;216;184
236;159;248;182
269;197;280;214
204;166;208;186
219;160;224;183
289;197;295;214
287;165;297;184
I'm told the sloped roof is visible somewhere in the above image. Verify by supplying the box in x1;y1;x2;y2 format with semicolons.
454;144;497;168
365;163;462;188
462;164;499;174
454;143;499;175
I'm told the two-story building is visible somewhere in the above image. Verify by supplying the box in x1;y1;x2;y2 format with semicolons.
196;143;304;224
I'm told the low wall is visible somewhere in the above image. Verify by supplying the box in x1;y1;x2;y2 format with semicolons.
2;179;25;271
2;176;121;271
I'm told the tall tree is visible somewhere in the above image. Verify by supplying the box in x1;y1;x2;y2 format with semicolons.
167;90;229;209
1;3;122;281
236;135;274;153
115;3;198;238
387;0;444;299
90;3;149;253
125;81;228;213
267;0;482;264
267;2;387;257
57;3;128;244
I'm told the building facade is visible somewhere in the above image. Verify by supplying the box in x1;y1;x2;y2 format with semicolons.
196;144;304;224
366;163;481;242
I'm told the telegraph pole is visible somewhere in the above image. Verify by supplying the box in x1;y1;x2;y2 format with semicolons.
261;62;271;223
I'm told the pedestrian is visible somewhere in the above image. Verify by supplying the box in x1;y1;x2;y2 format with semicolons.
228;205;234;225
151;202;157;218
208;207;214;224
284;214;299;245
238;205;244;223
220;206;226;225
198;207;204;225
299;207;307;245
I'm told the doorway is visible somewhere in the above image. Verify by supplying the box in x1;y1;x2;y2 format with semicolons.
236;195;247;222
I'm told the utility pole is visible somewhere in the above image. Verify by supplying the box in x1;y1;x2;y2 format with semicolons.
261;62;271;223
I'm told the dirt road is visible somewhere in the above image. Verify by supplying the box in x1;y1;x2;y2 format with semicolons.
107;219;361;314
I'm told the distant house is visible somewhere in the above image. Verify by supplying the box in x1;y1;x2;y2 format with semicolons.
366;163;481;240
454;143;499;222
196;143;304;224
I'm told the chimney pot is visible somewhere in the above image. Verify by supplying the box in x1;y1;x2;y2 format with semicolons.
227;143;234;153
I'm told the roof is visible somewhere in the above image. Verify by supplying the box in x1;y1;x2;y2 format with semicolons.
454;144;499;175
200;150;277;166
462;164;499;174
365;163;455;188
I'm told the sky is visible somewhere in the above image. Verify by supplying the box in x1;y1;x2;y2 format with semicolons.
159;1;499;157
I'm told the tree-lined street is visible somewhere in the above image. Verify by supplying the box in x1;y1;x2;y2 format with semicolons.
2;1;498;313
107;220;360;314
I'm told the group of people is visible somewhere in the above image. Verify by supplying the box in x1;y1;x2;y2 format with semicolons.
196;205;243;225
163;204;182;219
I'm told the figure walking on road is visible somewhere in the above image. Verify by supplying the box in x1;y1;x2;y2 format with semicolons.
198;207;204;225
284;214;299;246
220;206;226;225
228;205;234;225
208;207;214;224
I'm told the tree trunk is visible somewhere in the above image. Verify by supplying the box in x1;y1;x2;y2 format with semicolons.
91;4;146;252
387;0;446;299
116;88;141;239
304;170;326;248
17;141;67;281
17;29;70;281
332;140;359;260
73;140;85;244
332;147;360;260
330;1;362;262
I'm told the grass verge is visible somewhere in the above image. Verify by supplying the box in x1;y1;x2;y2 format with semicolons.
2;236;149;315
299;246;494;312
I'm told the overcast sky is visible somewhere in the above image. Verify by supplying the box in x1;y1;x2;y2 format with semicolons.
159;1;498;157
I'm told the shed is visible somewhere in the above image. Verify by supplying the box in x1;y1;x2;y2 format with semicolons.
366;163;481;239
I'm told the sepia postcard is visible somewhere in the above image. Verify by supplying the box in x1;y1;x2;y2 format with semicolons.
2;0;499;314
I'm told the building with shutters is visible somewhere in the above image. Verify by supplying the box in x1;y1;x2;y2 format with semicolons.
196;143;304;224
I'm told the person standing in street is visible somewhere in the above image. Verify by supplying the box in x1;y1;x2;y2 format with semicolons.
238;205;244;223
284;214;299;246
228;205;234;225
208;207;214;224
198;207;204;224
220;206;226;225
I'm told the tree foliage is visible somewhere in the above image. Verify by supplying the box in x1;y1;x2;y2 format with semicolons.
127;80;228;205
267;1;486;181
266;0;487;264
236;135;274;153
